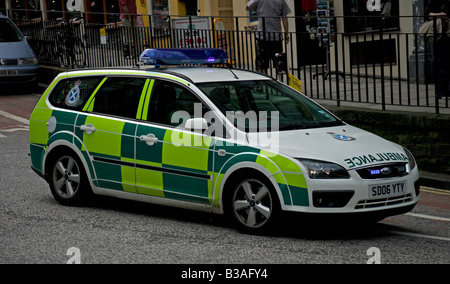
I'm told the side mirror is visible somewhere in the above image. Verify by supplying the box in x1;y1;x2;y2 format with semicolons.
184;117;208;132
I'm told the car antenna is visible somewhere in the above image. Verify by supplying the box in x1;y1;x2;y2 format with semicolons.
226;63;239;80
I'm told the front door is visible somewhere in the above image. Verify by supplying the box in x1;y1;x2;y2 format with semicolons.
135;79;215;205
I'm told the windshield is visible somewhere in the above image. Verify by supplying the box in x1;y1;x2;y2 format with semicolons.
197;80;343;132
0;18;24;42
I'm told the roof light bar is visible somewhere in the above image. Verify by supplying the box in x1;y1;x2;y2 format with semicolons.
139;48;229;66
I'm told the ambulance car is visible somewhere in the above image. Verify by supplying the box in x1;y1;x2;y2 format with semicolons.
29;48;420;233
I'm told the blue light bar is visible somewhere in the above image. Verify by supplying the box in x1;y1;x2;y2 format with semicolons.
140;48;229;66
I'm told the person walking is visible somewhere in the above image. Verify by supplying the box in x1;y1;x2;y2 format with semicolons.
246;0;291;74
425;0;450;99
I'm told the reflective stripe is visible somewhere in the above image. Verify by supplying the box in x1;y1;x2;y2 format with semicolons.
83;77;107;112
136;79;151;120
141;79;154;121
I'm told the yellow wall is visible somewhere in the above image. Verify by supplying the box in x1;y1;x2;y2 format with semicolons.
136;0;149;27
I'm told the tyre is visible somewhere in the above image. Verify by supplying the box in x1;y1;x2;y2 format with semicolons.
226;173;281;234
48;152;92;206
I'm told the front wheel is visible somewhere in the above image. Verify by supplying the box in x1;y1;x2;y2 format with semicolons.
227;174;280;234
49;153;91;206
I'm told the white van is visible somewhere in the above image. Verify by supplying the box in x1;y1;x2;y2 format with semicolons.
0;13;39;89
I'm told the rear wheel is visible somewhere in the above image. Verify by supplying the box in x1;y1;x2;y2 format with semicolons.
227;173;280;234
48;153;91;206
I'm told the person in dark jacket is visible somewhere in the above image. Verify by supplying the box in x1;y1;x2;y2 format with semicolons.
425;0;450;98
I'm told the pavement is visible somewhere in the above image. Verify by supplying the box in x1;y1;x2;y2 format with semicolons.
419;171;450;190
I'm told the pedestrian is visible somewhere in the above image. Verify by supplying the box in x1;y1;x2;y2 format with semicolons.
118;0;138;58
246;0;291;74
425;0;450;99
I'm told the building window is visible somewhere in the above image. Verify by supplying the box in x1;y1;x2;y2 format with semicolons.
344;0;399;33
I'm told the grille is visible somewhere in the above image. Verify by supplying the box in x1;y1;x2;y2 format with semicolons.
356;163;408;180
355;194;412;210
0;59;18;66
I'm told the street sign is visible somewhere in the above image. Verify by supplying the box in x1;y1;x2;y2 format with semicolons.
172;17;211;48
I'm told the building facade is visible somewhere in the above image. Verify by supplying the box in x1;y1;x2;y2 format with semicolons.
1;0;430;81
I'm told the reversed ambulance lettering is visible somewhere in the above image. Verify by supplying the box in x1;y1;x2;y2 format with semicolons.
345;152;408;169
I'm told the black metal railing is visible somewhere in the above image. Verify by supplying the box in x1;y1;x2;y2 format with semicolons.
11;12;449;114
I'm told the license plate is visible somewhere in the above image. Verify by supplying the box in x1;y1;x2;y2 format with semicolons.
369;181;406;199
0;70;18;76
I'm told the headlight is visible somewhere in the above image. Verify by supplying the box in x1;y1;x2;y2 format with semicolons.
19;58;39;65
297;159;350;179
403;147;417;170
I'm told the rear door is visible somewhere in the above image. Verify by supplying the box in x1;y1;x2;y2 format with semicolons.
78;76;150;193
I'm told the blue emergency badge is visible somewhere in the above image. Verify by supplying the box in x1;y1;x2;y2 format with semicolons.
329;132;356;141
66;80;81;107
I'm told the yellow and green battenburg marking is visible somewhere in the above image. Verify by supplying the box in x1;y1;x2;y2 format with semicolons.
29;71;309;210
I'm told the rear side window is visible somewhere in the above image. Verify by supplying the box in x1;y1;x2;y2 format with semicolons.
91;77;147;119
49;77;103;111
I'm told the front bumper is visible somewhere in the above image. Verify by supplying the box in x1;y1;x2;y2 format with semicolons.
0;65;40;85
282;166;420;217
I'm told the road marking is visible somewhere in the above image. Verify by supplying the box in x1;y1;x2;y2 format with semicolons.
1;127;29;132
386;230;450;242
0;133;6;138
421;186;450;196
0;110;30;125
406;213;450;222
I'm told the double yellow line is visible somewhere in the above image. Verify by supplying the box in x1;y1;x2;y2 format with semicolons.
421;186;450;196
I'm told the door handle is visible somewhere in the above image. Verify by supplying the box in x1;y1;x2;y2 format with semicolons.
140;134;158;146
80;123;96;135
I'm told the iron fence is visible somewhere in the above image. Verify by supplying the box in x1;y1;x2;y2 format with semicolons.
11;12;449;114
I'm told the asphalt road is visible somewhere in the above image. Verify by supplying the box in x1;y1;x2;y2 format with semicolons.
0;90;449;267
